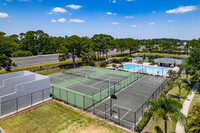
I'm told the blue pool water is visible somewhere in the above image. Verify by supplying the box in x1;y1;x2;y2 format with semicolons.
120;64;169;76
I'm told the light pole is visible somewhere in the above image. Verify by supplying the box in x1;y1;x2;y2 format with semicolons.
106;57;111;97
38;52;42;74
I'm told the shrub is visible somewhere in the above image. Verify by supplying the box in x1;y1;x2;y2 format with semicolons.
111;58;123;64
118;64;123;68
122;57;130;62
100;62;107;67
112;64;117;68
11;50;32;57
136;110;152;132
138;60;143;64
89;61;95;66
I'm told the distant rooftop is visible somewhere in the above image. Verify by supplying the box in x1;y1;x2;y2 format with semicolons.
154;57;183;65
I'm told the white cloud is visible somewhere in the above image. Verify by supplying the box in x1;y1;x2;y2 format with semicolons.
132;25;137;28
3;3;7;5
106;12;112;15
58;18;66;23
112;22;119;25
106;12;117;15
6;0;12;2
198;28;200;30
18;0;30;1
148;22;155;26
112;0;116;3
152;11;156;13
0;12;9;18
51;19;57;23
168;20;173;23
66;4;82;10
166;6;197;14
52;7;67;13
70;19;85;23
126;0;134;1
125;16;134;18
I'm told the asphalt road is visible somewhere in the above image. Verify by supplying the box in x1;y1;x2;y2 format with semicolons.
13;50;129;67
15;58;59;67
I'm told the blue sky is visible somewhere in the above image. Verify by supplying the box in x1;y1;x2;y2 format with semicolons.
0;0;200;40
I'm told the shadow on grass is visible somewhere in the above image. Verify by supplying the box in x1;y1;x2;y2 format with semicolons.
155;126;163;133
168;94;187;100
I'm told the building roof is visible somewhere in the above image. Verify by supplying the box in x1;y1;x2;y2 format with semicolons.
154;57;183;65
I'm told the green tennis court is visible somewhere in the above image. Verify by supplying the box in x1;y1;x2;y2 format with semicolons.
49;67;143;109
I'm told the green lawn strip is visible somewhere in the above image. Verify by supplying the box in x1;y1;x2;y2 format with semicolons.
147;118;176;133
132;52;186;59
188;86;200;114
147;74;191;133
0;101;128;133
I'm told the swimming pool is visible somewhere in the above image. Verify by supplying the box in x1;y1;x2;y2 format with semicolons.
120;64;169;76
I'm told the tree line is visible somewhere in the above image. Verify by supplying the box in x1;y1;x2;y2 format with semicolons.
0;30;199;71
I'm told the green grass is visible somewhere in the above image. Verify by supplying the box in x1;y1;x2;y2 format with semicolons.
188;86;200;114
132;52;186;59
147;74;192;133
147;119;176;133
0;101;128;133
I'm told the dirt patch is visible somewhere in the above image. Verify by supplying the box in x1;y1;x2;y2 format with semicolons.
60;125;112;133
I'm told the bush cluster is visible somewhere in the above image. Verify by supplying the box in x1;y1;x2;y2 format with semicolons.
111;57;131;64
99;62;108;67
11;50;33;57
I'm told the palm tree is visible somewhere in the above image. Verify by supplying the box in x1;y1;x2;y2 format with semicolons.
186;105;200;132
173;77;191;101
180;61;191;80
148;93;185;133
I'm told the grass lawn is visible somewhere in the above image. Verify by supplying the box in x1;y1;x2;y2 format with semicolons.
132;53;186;59
188;86;200;114
147;74;191;133
0;101;129;133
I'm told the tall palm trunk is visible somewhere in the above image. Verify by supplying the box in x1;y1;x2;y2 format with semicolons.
165;119;167;133
179;87;181;100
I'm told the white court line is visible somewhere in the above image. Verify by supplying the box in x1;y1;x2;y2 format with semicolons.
113;104;132;120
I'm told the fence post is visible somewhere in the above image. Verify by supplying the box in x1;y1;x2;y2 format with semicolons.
105;104;107;119
118;108;120;125
142;104;144;116
83;95;85;110
134;112;136;131
52;86;54;99
100;88;102;101
43;90;44;102
16;98;18;113
67;91;69;103
74;93;76;107
31;93;33;107
59;88;61;99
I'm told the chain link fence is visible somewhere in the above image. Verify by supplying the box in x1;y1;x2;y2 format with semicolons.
0;88;50;119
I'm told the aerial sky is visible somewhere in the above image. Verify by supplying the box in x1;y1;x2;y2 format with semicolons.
0;0;200;40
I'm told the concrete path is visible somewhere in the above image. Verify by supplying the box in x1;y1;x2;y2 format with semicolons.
175;81;200;133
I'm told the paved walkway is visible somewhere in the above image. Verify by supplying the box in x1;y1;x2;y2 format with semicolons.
175;81;200;133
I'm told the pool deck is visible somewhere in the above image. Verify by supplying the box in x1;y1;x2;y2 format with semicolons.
107;61;179;78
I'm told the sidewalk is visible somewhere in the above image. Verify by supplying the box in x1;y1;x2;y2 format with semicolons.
175;81;200;133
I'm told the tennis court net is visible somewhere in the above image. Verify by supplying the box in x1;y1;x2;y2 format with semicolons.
63;71;86;78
